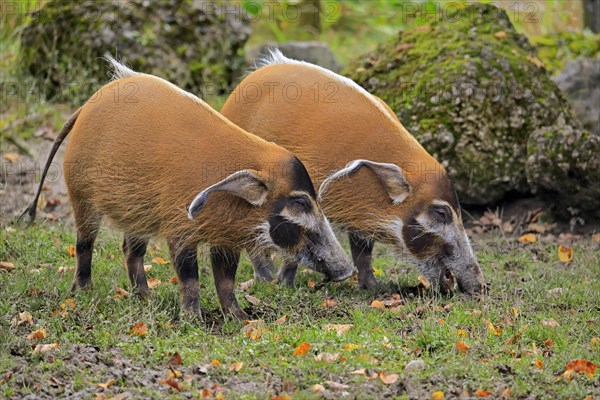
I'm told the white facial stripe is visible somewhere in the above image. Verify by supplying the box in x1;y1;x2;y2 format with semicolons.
279;208;319;230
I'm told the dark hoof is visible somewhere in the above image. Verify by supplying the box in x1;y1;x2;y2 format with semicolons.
254;271;274;283
225;306;251;321
359;277;380;291
132;286;151;299
71;279;92;292
180;305;203;321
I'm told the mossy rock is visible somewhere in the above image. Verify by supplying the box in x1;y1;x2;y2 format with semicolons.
18;0;251;104
531;31;600;75
344;3;597;215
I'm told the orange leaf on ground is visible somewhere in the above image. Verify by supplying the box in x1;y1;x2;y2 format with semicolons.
455;341;470;353
518;233;537;244
323;324;353;336
151;256;168;265
494;31;508;39
431;391;445;399
160;378;183;391
565;359;597;378
0;261;15;271
456;329;468;338
293;342;311;356
500;387;512;398
130;321;148;336
227;361;243;372
475;389;492;397
147;278;161;289
114;287;130;299
370;300;385;309
485;320;503;335
13;311;33;326
96;379;115;389
167;352;182;367
557;244;573;263
210;359;221;367
275;315;287;325
66;245;76;257
344;343;360;351
169;277;178;284
379;371;399;385
321;298;337;308
307;279;316;288
32;343;59;355
27;328;47;340
535;359;543;369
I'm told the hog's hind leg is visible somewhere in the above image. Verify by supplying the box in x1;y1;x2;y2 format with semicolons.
71;201;102;291
122;234;150;297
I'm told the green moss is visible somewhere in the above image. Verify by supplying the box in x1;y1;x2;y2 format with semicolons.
531;31;600;75
343;3;593;214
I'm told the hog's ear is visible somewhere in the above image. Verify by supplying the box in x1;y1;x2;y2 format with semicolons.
188;170;269;219
319;159;411;204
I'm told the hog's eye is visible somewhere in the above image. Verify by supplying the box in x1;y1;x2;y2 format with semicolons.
290;195;312;212
430;205;452;224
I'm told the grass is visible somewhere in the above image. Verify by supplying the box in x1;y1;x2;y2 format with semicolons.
0;222;598;399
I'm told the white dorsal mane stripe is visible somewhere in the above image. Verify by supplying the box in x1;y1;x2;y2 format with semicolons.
103;53;237;127
254;49;398;125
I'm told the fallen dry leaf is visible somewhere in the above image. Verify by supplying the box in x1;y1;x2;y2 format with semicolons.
130;321;148;336
66;245;76;257
293;342;311;356
494;31;508;39
564;359;597;378
475;389;493;397
244;294;261;305
13;311;33;327
311;384;326;393
169;277;178;284
500;387;512;398
456;329;468;338
27;328;47;340
518;233;537;244
379;371;399;385
32;343;59;355
114;287;130;299
0;261;15;271
557;244;573;263
242;319;266;340
541;319;559;328
210;359;221;367
314;352;339;363
535;359;543;369
526;55;545;69
151;256;168;265
321;298;337;308
147;278;161;289
344;343;360;351
143;264;152;272
239;279;254;291
160;377;183;392
591;337;600;348
485;320;503;336
431;391;445;399
96;379;116;389
592;233;600;244
370;300;385;309
307;279;316;288
167;352;182;367
275;315;287;325
326;381;349;391
323;324;353;336
455;341;470;353
227;361;243;372
3;152;20;162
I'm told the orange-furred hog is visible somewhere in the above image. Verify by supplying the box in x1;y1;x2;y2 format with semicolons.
20;55;355;319
221;50;485;294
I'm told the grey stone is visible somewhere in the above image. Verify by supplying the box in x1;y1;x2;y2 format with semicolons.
246;41;342;72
